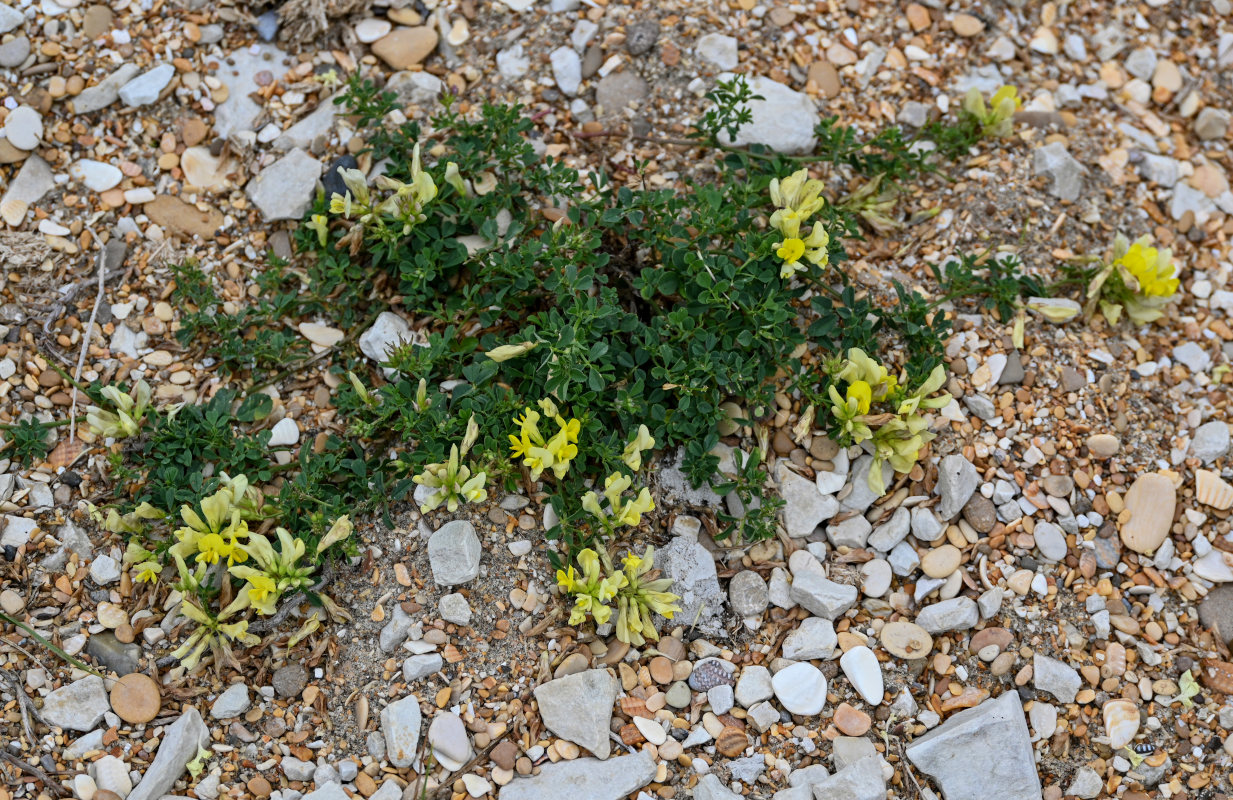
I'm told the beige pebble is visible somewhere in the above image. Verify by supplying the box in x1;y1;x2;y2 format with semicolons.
921;544;961;578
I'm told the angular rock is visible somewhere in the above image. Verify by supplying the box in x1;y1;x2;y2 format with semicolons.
127;708;209;800
776;462;838;537
1192;421;1230;464
550;46;582;96
274;94;340;150
118;64;174;107
728;569;769;619
380;695;422;768
72;64;141;114
210;683;250;719
1;154;54;226
696;33;738;70
808;756;884;800
246;148;320;221
427;520;481;585
840;456;891;512
387;71;443;107
782;617;837;661
402;654;443;681
497;752;655;800
1033;653;1080;703
533;669;618;759
936;455;978;520
735;665;774;708
826;515;871;549
1033;141;1086;201
438;593;472;626
656;534;724;635
716;74;819;154
905;692;1041;800
694;774;742;800
868;507;910;552
915;597;979;633
595;70;648;114
86;632;141;675
788;572;857;619
42;675;110;731
359;311;415;365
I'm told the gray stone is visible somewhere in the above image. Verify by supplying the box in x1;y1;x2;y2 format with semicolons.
386;71;442;107
313;763;340;786
840;456;892;512
915;597;979;633
0;3;24;33
497;752;655;800
427;711;470;765
64;729;106;760
380;695;422;768
127;708;209;800
694;774;742;800
118;63;174;107
748;700;780;732
550;46;582;96
868;507;910;552
729;754;767;783
1199;584;1233;644
495;43;530;79
735;665;773;708
427;520;481;585
301;785;346;800
898;101;931;128
1192;421;1230;463
716;74;819;155
1067;767;1102;799
272;663;307;697
86;632;141;675
695;33;738;70
1033;521;1067;562
1137;153;1179;187
274;94;340;150
963;394;997;421
777;461;838;538
1033;653;1080;703
359;311;414;367
72;64;141;114
789;572;857;619
1124;48;1157;80
246;148;321;221
439;593;472;626
255;10;278;40
213;45;291;137
888;541;920;576
1171;183;1217;225
1195;107;1231;141
41;675;109;731
728;570;769;619
782;617;837;661
808;756;884;800
533;669;618;759
0;35;29;68
402;654;443;681
707;684;734;715
905;692;1040;800
832;736;877;771
936;454;978;520
1;154;54;222
1174;341;1212;373
788;763;830;788
210;683;250;719
1033;141;1086;201
826;515;871;549
978;587;1003;619
90;554;121;585
910;507;943;540
656;534;724;635
337;760;358;782
281;757;316;782
595;70;648;114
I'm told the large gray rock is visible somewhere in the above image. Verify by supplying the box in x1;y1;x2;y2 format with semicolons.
497;752;655;800
809;756;884;800
915;597;979;634
782;617;837;661
427;520;481;586
1033;653;1080;704
378;603;415;653
694;774;742;800
532;669;618;759
1033;141;1086;202
788;572;857;619
936;455;978;520
656;534;724;635
127;708;210;800
0;3;24;34
716;74;819;154
41;675;110;731
380;694;422;768
1;154;54;225
87;632;141;675
840;456;892;513
905;692;1041;800
245;148;320;221
775;462;838;537
274;94;340;150
1192;421;1230;464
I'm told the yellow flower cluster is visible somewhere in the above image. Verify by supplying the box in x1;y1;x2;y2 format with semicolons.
327;143;439;254
962;85;1021;138
1085;233;1180;325
508;401;580;481
827;348;950;495
769;168;830;279
582;472;655;531
86;380;152;440
556;546;680;645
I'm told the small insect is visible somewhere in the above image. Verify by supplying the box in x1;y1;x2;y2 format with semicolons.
1132;743;1155;755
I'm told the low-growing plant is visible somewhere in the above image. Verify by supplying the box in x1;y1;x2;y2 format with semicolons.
1081;234;1180;324
557;545;681;645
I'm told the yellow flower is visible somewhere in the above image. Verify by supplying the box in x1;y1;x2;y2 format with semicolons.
556;565;580;592
195;533;232;566
769;168;826;236
616;488;654;527
621;424;655;471
1117;241;1178;298
245;573;279;616
777;238;805;264
487;341;539;362
133;561;161;583
846;380;873;414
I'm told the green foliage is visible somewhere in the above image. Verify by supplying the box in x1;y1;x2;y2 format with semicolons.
3;417;55;466
696;75;762;145
170;261;310;377
711;448;784;545
931;249;1045;321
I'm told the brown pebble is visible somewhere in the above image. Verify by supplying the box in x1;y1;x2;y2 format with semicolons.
716;725;748;757
834;702;871;736
649;656;673;684
247;777;271;797
490;740;517;771
109;673;161;724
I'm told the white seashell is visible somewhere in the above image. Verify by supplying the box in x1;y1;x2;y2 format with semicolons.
1103;699;1140;749
1193;550;1233;583
1196;469;1233;511
0;197;28;227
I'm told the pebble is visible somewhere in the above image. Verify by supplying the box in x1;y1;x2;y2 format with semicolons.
371;26;438;69
782;617;837;661
119;64;174;107
728;570;769;619
42;675;110;731
1033;141;1086;201
695;33;738;70
210;682;250;719
772;662;827;716
354;18;391;43
427;519;481;585
69;159;123;192
1119;473;1175;554
1034;653;1081;703
735;666;773;708
1033;522;1067;562
860;559;892;598
439;593;472;626
920;544;961;578
839;646;884;705
1086;434;1120;458
0;3;24;33
880;620;934;659
549;46;582;96
246;148;321;221
3;105;42;150
109;673;161;724
381;695;423;768
936;455;978;520
272;663;308;698
952;12;985;36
